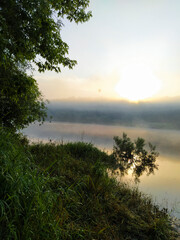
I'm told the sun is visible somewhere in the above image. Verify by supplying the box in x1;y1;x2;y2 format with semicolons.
115;64;162;102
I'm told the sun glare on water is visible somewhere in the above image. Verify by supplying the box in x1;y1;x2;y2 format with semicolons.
115;64;162;102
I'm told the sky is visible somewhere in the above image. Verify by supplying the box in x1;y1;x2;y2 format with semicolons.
35;0;180;102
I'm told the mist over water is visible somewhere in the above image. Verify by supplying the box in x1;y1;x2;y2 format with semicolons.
24;121;180;218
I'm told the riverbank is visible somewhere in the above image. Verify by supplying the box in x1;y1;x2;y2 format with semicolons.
24;121;180;219
0;130;177;239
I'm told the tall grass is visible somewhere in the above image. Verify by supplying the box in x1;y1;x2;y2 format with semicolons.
0;130;60;239
0;129;177;239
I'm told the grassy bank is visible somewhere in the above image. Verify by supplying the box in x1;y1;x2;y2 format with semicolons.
0;130;177;239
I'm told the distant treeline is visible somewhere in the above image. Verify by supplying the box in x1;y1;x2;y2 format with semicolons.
47;100;180;130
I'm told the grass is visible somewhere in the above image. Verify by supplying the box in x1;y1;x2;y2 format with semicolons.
0;129;177;239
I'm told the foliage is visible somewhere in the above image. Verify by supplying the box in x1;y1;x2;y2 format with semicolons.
0;0;92;72
0;0;91;131
112;133;159;181
0;64;47;130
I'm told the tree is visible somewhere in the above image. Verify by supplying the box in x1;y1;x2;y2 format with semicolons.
0;64;46;130
0;0;92;130
112;133;159;182
0;0;92;72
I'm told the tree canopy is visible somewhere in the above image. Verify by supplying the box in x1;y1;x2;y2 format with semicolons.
0;0;92;130
0;64;46;130
0;0;92;72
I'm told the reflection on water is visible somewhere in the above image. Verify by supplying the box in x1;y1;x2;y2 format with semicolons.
123;156;180;218
24;121;180;218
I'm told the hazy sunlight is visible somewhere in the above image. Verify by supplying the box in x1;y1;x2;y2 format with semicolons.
115;64;162;102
